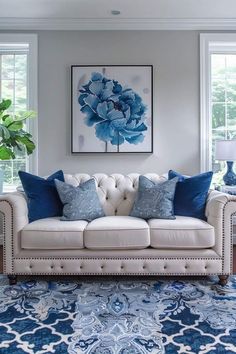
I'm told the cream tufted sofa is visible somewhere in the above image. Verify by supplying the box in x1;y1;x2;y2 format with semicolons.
1;173;236;286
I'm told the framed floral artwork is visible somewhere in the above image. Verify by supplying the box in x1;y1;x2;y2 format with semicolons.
71;65;153;153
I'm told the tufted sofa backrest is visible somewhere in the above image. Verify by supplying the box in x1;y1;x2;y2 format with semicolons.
64;173;166;216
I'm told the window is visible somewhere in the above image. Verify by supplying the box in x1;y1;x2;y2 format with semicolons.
200;34;236;185
0;50;28;189
0;34;37;192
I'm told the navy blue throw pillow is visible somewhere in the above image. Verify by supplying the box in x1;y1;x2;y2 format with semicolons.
168;170;213;220
18;170;65;222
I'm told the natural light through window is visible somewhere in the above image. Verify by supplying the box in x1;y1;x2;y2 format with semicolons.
0;52;28;189
0;34;37;192
211;54;236;184
200;34;236;186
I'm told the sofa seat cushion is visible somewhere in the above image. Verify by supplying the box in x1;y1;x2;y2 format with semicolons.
84;216;150;250
149;216;215;249
21;217;87;249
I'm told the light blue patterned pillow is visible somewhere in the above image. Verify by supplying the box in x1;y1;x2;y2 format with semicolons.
130;176;178;220
55;178;105;221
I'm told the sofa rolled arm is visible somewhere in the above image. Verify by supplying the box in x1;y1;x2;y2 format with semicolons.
0;193;29;273
205;190;236;273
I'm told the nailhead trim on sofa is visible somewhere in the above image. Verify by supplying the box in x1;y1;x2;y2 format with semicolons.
0;197;235;277
0;200;14;274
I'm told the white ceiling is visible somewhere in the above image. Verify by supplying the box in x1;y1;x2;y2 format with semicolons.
0;0;236;30
1;0;236;18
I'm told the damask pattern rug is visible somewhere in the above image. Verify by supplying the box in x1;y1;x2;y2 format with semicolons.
0;275;236;354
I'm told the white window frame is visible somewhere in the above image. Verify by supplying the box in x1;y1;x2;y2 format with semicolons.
200;33;236;172
0;33;38;178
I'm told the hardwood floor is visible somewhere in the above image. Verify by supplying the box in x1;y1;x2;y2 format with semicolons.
0;245;236;276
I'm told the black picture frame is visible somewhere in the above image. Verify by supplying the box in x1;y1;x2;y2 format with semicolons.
71;65;153;154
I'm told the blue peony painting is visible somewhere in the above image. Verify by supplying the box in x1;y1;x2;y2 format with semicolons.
71;65;153;153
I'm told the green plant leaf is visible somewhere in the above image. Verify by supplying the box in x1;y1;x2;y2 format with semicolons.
3;116;13;126
7;121;23;131
16;136;36;155
0;124;11;139
0;146;15;160
15;111;36;121
0;99;11;112
0;99;36;160
1;114;10;122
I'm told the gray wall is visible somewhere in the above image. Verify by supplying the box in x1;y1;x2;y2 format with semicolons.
37;30;199;176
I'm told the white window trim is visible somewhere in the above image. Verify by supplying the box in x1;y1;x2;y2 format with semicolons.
0;33;38;177
200;33;236;172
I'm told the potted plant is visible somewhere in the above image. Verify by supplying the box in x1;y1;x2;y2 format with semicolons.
0;98;36;192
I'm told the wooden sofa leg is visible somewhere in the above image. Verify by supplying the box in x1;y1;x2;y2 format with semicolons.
218;275;229;286
8;275;17;285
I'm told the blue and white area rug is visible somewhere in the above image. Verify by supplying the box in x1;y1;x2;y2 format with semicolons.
0;275;236;354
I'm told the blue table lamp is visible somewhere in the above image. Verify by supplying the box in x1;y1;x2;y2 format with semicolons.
215;140;236;186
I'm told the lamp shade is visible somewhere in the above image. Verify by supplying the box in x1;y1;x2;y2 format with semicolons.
215;140;236;161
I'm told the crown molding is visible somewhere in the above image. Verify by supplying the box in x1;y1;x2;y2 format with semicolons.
0;17;236;31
